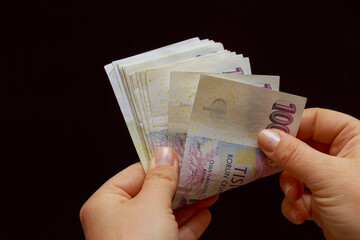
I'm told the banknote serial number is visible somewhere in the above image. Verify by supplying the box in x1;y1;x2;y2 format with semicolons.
266;102;296;133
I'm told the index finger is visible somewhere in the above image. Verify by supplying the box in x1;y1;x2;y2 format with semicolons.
297;108;360;154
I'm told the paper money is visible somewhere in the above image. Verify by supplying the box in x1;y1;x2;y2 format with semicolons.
168;73;280;164
144;54;251;154
105;38;253;170
104;38;307;210
172;75;306;209
105;38;227;170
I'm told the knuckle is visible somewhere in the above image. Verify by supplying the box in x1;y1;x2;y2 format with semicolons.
146;168;177;187
281;198;294;222
79;201;90;222
279;140;306;170
79;197;98;223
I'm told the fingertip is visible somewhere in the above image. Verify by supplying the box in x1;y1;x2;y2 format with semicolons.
204;194;219;205
296;208;307;224
281;198;307;225
179;208;211;239
212;194;220;203
139;148;179;208
174;194;218;228
174;201;213;227
292;207;307;225
179;208;212;240
196;194;219;208
153;147;178;167
200;208;211;221
258;129;281;152
279;172;304;202
287;185;304;202
199;208;212;231
204;208;212;222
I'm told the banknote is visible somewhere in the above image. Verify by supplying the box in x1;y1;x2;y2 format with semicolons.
172;74;306;209
168;72;279;165
144;54;251;154
122;42;225;158
139;51;235;155
104;38;307;210
105;38;225;170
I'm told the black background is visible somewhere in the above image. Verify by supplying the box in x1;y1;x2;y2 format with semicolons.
3;0;360;239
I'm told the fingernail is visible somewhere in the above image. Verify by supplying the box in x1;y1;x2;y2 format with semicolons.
259;130;281;152
155;147;175;166
284;183;292;197
290;210;298;222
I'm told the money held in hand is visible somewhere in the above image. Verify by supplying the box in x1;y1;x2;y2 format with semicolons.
104;38;307;209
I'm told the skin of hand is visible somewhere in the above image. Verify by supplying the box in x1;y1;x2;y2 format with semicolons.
258;108;360;240
80;147;219;240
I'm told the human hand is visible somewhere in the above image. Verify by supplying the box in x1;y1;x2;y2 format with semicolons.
258;108;360;240
80;147;218;240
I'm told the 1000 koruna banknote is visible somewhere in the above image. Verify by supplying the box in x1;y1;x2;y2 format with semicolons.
168;72;280;165
172;74;306;209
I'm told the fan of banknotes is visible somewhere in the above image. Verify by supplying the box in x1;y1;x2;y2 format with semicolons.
104;37;307;209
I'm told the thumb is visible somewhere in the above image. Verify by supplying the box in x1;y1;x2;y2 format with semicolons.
258;129;336;187
137;147;179;208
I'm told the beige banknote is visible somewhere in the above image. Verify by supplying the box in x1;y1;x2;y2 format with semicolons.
172;74;306;209
168;72;279;164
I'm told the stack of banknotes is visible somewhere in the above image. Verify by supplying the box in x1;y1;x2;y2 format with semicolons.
104;38;307;209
